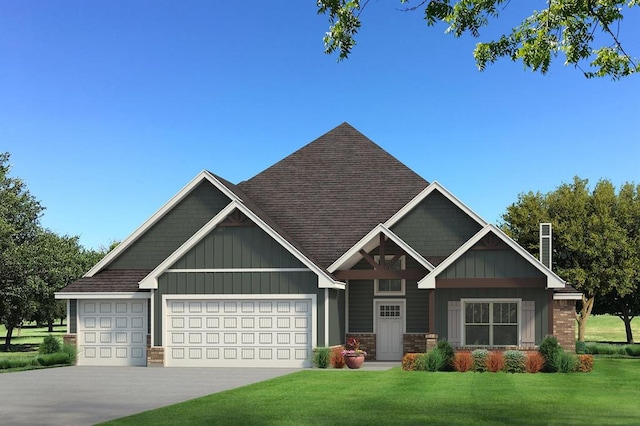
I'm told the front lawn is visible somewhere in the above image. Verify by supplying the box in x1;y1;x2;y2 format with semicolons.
104;358;639;425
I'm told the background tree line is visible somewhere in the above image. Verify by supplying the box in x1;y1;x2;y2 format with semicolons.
0;153;108;350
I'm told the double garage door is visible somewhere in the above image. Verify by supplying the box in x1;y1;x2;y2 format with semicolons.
165;297;313;368
77;299;147;366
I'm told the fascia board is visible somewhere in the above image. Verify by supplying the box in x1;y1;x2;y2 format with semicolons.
382;226;435;272
385;181;487;229
85;171;240;277
418;224;567;289
327;224;387;272
54;292;151;300
138;202;238;289
553;293;583;300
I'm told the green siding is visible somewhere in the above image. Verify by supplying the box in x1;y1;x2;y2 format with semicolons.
348;280;374;332
405;281;429;333
440;246;546;279
391;190;482;258
329;289;345;346
435;287;549;345
154;271;318;345
69;299;77;334
171;225;305;269
108;181;231;270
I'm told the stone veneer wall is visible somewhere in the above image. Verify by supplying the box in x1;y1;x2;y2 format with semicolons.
553;299;576;352
346;333;376;360
147;347;165;366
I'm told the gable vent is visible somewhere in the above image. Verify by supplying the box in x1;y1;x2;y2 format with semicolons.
539;223;552;270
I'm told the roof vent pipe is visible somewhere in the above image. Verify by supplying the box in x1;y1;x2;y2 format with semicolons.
539;223;552;270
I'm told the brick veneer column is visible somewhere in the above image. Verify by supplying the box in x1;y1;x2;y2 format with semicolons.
553;299;577;352
403;333;427;354
146;335;165;366
346;333;376;360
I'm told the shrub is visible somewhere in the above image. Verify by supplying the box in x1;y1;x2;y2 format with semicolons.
36;352;71;367
577;354;594;372
402;353;422;371
555;352;578;373
625;345;640;357
425;349;447;372
313;347;331;368
0;357;38;370
471;349;489;372
453;352;473;372
575;341;586;354
39;335;61;355
503;350;526;373
539;335;561;372
436;340;455;371
486;351;505;372
586;342;626;356
414;353;428;371
61;343;77;365
525;352;545;373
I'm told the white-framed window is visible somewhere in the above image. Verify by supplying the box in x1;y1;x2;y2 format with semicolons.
463;300;519;346
374;255;405;296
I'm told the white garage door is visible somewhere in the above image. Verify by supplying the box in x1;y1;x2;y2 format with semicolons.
77;299;147;366
165;297;313;367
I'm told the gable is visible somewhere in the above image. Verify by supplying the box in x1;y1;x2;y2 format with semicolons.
169;216;306;270
438;232;546;279
390;190;483;261
107;181;231;270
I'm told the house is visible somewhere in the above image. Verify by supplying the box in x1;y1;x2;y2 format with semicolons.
55;123;580;367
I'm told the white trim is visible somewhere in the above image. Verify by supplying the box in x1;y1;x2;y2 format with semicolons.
418;224;566;289
461;298;522;347
327;224;434;273
85;171;242;277
66;299;70;334
384;181;487;229
373;255;406;296
345;280;350;334
324;289;329;346
55;292;151;300
162;293;317;366
165;268;310;273
553;293;582;300
150;289;155;347
138;199;344;290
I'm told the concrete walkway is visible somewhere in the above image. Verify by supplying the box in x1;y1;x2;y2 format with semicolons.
0;366;298;426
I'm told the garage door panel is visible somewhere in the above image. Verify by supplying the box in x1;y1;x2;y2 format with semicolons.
78;300;147;366
166;297;312;367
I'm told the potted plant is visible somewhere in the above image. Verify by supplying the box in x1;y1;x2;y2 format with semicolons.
342;337;367;369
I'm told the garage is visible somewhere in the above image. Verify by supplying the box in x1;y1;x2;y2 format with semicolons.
164;296;314;367
77;299;147;366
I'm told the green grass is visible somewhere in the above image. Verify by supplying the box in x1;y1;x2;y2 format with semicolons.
104;358;639;425
0;323;66;353
582;315;639;343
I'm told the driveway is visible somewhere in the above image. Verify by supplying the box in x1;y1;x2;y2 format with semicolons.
0;366;298;425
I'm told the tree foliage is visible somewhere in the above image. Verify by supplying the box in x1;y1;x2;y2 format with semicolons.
317;0;640;79
501;177;640;342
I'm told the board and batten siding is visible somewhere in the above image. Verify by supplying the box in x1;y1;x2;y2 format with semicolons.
170;225;306;270
154;271;320;345
69;299;77;333
328;288;345;346
435;287;548;346
108;182;232;270
390;190;482;259
439;246;546;279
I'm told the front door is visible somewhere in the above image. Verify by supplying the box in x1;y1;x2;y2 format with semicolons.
375;300;404;360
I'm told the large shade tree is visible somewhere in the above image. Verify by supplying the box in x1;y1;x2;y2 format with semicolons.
317;0;640;79
501;177;640;342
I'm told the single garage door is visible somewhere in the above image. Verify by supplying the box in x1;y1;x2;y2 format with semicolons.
165;297;313;367
77;299;147;366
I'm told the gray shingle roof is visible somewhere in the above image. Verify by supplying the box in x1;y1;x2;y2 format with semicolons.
237;122;429;268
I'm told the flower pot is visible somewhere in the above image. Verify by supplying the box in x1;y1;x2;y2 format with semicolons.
344;355;365;369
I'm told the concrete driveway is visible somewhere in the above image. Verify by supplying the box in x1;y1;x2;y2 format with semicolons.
0;366;299;425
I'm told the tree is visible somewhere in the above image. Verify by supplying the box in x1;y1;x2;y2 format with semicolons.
593;290;640;343
0;152;44;350
501;177;640;342
317;0;640;80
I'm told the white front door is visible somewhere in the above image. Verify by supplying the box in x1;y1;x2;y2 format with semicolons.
375;300;404;361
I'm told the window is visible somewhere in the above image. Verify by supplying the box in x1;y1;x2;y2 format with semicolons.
374;255;405;295
464;301;518;346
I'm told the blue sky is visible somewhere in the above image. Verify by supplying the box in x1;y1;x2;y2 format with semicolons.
2;1;639;250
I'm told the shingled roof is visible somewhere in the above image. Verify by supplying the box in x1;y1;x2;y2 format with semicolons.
58;269;151;293
238;122;428;268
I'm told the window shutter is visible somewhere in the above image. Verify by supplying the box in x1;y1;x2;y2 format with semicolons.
521;301;535;347
447;301;461;347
